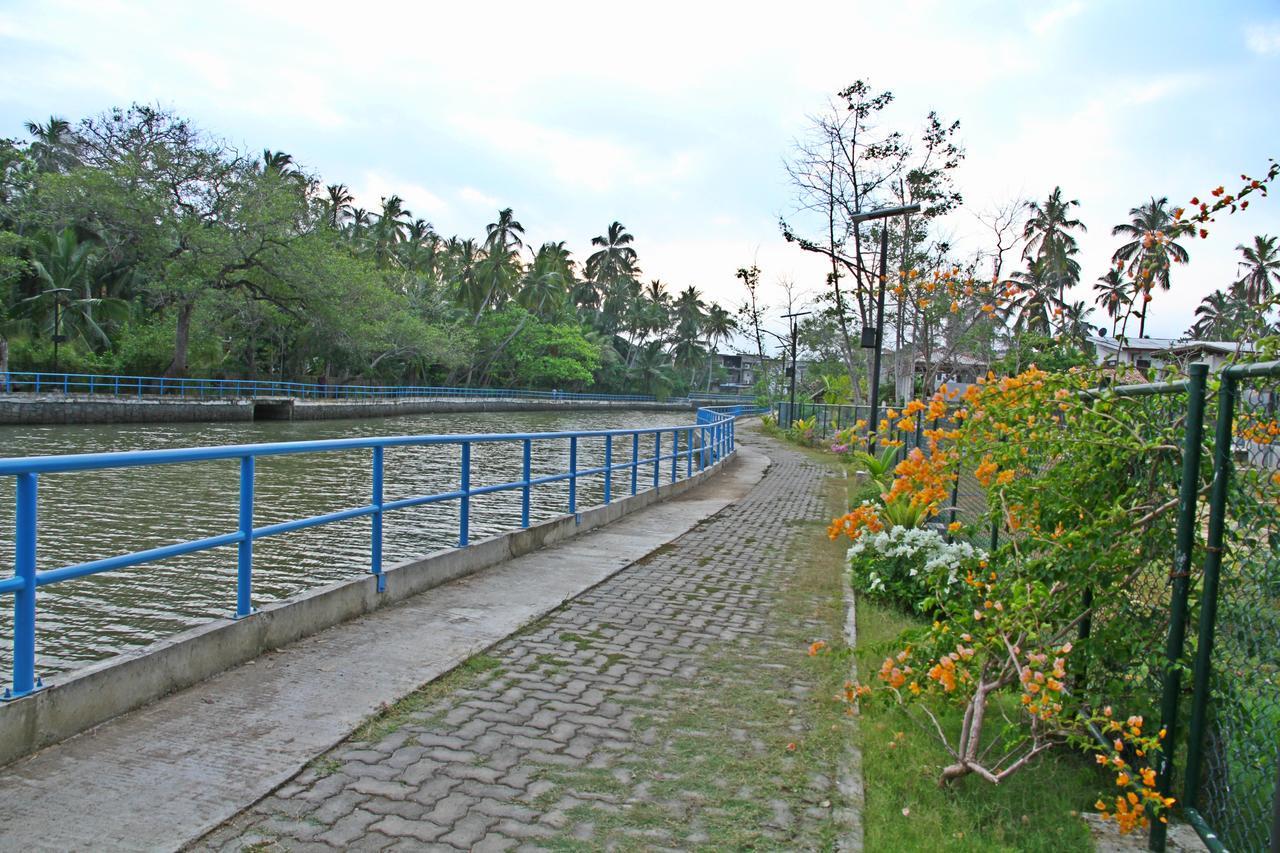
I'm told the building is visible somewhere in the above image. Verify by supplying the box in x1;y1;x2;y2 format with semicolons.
1086;335;1257;372
707;352;816;395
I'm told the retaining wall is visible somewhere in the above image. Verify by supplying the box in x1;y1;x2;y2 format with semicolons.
0;448;736;768
0;395;693;425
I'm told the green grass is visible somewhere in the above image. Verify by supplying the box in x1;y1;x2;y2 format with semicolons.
350;653;503;743
854;595;1102;852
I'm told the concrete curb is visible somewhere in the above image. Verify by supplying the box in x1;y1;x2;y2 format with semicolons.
835;463;865;852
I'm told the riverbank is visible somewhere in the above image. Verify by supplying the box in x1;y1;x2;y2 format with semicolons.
0;394;694;425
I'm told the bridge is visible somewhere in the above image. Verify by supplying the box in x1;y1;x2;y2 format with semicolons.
0;405;866;850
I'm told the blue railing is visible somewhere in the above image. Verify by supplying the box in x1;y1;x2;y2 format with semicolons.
0;407;763;700
0;371;660;403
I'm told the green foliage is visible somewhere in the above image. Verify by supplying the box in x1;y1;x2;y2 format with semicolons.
990;331;1093;376
0;105;736;392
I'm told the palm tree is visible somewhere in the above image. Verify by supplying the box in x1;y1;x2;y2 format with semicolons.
1190;291;1239;339
702;303;737;390
1005;258;1058;334
1023;187;1086;302
586;222;639;286
24;116;79;172
323;184;354;229
1092;269;1128;335
260;149;304;185
472;208;525;319
1110;197;1190;337
672;285;706;328
1234;235;1280;306
518;242;575;317
631;339;675;397
372;195;411;265
22;228;127;351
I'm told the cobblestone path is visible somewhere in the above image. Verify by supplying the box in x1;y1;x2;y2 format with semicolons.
198;433;848;851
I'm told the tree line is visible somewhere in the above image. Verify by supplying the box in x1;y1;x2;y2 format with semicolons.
0;105;740;397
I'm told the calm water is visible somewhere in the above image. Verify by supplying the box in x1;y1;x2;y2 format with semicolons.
0;409;693;682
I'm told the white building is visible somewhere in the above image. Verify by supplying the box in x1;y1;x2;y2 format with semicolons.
1086;335;1257;372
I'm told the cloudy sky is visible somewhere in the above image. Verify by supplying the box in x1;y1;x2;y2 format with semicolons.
1;0;1277;342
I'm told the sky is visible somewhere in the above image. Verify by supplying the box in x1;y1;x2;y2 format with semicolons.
1;0;1278;346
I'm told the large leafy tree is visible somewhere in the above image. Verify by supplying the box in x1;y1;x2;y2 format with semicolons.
701;302;737;390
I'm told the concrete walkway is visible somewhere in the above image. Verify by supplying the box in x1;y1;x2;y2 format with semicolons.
0;444;766;852
196;433;844;851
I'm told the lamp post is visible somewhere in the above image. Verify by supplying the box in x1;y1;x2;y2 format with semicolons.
43;288;72;373
853;203;921;451
782;310;810;428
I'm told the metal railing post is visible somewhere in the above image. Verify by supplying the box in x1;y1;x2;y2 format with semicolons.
7;473;39;699
1183;371;1238;811
521;439;531;528
459;442;471;547
653;432;661;489
604;435;612;505
671;430;678;483
236;457;255;618
686;428;693;478
1150;364;1208;852
569;436;578;514
631;432;639;495
371;446;385;593
700;427;707;470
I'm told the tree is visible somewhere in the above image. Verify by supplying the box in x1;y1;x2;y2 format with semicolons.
1110;197;1189;337
322;184;353;229
702;302;737;390
23;227;127;351
1092;269;1127;335
1234;234;1280;306
24;116;79;173
1023;187;1086;303
473;208;524;319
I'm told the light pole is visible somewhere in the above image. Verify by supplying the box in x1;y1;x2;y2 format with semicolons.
43;288;72;373
782;310;810;428
853;203;921;451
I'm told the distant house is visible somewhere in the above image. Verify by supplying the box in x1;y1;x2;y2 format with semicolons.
1086;335;1257;372
708;352;815;394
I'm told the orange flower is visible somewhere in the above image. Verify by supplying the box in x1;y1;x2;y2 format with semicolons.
808;640;827;656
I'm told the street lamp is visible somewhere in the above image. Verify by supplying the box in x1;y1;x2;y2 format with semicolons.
853;203;921;451
43;288;72;373
782;310;810;428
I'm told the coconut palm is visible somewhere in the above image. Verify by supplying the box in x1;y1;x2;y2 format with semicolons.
1110;197;1190;290
1190;291;1239;339
702;302;737;390
323;184;354;229
1233;235;1280;306
24;116;79;172
1005;258;1059;334
672;285;706;329
518;242;574;317
1023;187;1086;301
586;222;639;287
472;208;525;318
1093;269;1128;335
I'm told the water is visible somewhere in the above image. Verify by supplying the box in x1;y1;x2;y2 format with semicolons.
0;409;694;682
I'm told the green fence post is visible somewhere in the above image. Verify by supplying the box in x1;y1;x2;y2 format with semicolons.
1183;371;1237;813
1149;363;1209;852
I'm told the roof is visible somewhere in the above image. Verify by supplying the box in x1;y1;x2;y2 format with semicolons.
1087;335;1257;356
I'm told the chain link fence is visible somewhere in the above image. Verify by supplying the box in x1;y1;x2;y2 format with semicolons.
775;367;1280;850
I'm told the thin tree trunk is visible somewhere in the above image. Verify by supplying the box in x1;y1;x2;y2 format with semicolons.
0;335;8;380
165;299;195;378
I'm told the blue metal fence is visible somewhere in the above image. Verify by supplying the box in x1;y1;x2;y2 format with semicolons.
0;406;762;700
0;371;661;403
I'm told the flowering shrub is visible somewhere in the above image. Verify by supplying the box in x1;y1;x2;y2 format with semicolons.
787;416;818;447
846;524;986;613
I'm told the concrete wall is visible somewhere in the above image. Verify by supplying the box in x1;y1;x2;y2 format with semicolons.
0;395;693;425
0;396;254;424
286;398;693;421
0;449;736;769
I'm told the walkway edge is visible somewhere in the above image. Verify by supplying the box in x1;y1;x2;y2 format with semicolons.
0;446;769;852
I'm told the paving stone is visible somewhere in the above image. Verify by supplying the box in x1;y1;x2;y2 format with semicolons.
200;431;844;849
